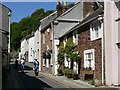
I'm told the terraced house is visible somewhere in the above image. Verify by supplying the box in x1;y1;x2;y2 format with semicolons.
40;11;57;74
53;2;104;86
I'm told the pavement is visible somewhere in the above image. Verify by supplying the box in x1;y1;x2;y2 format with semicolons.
40;72;94;88
25;62;95;88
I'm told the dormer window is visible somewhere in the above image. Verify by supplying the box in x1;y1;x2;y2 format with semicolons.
90;17;103;41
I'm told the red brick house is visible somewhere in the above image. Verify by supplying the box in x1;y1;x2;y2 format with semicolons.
40;11;57;74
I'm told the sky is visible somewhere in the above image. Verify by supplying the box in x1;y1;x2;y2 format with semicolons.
3;2;57;22
3;2;73;23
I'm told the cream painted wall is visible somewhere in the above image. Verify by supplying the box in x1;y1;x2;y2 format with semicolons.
28;36;35;62
105;1;120;85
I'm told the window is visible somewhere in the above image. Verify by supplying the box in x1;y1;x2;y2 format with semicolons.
84;49;95;70
73;30;78;45
47;28;50;32
90;18;103;41
43;33;45;44
63;36;67;47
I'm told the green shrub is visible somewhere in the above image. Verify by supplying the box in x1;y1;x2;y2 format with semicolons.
64;68;75;78
73;73;79;80
57;68;63;76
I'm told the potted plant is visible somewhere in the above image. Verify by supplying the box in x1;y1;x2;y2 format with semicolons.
57;68;63;76
73;72;79;80
65;68;74;78
82;67;94;80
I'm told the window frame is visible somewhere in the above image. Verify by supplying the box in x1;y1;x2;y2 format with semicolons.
84;49;95;70
90;18;103;41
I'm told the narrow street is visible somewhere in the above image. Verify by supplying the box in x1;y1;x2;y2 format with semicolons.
4;60;69;89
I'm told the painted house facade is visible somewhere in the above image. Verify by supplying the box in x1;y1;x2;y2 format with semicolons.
28;34;35;62
104;1;120;86
20;38;28;60
34;30;39;61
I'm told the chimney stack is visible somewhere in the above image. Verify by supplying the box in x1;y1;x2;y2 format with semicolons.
56;0;63;17
62;0;68;13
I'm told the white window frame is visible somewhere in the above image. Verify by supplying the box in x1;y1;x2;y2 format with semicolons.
84;49;95;70
73;30;78;45
90;18;103;41
63;36;67;47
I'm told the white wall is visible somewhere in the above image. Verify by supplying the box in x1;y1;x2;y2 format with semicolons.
53;39;59;75
105;1;120;85
20;39;28;59
28;36;35;62
34;30;39;60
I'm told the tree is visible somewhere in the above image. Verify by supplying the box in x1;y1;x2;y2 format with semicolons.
10;8;55;50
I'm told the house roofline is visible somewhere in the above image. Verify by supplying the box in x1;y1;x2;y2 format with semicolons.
58;6;104;39
40;11;57;22
57;2;80;19
0;3;12;13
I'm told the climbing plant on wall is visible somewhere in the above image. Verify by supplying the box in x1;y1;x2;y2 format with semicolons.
70;51;80;62
65;39;76;58
58;43;65;66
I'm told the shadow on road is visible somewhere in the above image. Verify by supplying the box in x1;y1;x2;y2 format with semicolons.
4;63;52;89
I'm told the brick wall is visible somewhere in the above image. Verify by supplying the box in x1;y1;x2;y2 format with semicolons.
76;24;102;80
83;2;94;18
41;26;53;73
59;24;102;80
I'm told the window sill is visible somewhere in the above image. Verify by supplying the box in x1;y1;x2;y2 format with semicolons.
91;37;101;41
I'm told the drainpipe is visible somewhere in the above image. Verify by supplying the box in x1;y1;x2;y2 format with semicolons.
99;15;104;85
51;21;54;74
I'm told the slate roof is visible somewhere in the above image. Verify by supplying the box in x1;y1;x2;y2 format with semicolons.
57;2;83;21
58;6;104;38
40;11;57;31
54;2;82;39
